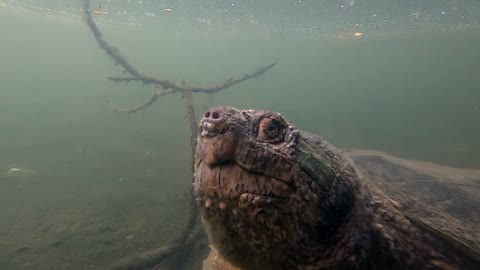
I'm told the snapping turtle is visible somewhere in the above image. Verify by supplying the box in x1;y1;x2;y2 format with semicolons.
194;106;480;270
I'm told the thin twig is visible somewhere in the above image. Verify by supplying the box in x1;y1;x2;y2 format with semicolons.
109;87;175;114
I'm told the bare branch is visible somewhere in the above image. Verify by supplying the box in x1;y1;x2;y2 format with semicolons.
81;0;141;78
109;87;176;114
106;61;276;114
83;0;275;114
80;1;276;269
108;62;277;95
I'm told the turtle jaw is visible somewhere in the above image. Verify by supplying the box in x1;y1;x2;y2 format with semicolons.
196;127;238;168
193;157;292;204
193;157;297;270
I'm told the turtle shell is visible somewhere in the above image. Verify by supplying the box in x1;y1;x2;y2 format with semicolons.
348;149;480;263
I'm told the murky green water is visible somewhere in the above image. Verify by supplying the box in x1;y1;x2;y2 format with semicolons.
0;3;479;270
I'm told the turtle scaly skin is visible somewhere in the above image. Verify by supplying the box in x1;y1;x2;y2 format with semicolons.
194;106;479;270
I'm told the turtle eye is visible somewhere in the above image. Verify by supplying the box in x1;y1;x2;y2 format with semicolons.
258;118;282;141
265;121;279;137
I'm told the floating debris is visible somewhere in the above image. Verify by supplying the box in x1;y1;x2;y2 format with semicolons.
91;9;107;15
7;167;22;176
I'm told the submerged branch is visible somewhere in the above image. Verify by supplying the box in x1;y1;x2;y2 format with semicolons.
109;87;175;114
107;61;276;114
108;62;277;94
83;0;275;113
81;0;141;79
81;1;276;269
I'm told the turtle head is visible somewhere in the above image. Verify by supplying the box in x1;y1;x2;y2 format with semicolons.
194;106;358;268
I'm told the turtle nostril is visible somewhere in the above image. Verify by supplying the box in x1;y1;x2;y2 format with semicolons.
203;107;225;121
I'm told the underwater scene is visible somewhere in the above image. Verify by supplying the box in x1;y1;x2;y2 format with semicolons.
1;0;480;269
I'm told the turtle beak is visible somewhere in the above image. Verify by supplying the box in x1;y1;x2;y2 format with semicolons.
196;107;241;167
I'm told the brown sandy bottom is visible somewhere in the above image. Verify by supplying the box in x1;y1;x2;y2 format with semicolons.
0;145;208;270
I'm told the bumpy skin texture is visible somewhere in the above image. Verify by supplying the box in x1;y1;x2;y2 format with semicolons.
194;106;479;270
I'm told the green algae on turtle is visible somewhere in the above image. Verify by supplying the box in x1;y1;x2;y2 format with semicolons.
194;106;480;270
